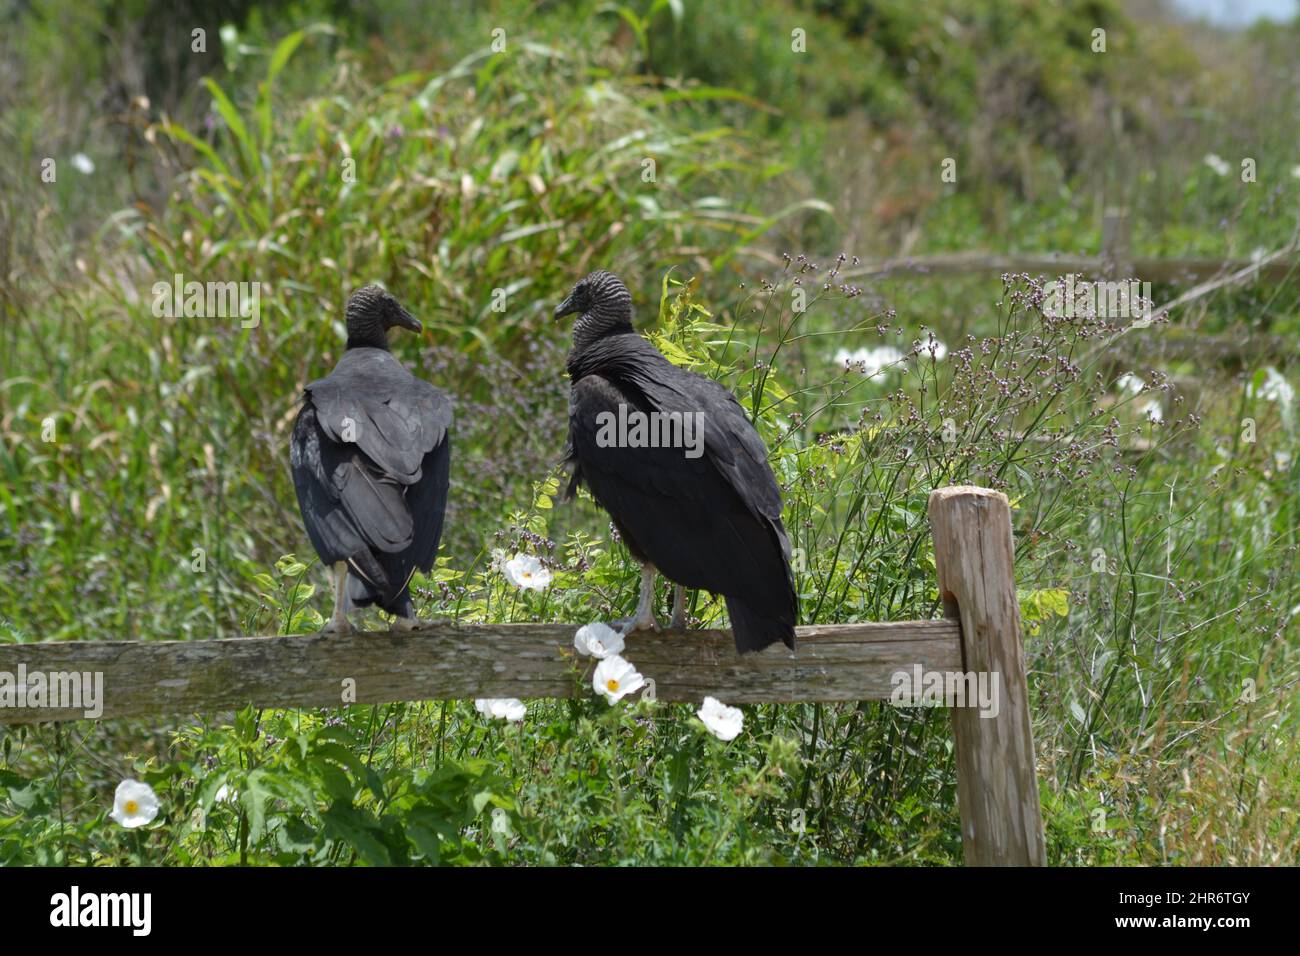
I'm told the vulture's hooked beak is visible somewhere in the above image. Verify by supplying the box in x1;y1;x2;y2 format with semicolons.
554;294;579;319
395;306;423;334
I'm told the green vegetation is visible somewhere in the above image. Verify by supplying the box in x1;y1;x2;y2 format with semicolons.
1;0;1296;865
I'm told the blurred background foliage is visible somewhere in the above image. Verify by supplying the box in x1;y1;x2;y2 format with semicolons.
0;0;1296;865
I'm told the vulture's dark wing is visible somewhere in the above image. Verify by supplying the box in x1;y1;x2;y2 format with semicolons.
566;344;796;648
343;430;451;610
402;430;451;574
306;349;450;484
289;405;404;591
627;356;785;523
290;348;452;608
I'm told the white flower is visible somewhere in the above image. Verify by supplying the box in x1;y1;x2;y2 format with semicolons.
110;779;160;828
914;338;948;361
1139;398;1163;423
475;698;526;722
1290;165;1300;179
1116;372;1145;395
1249;367;1295;407
214;783;238;804
834;345;905;379
71;152;95;175
697;696;744;741
592;655;646;704
573;622;625;659
503;554;552;591
1203;153;1230;176
1248;367;1296;429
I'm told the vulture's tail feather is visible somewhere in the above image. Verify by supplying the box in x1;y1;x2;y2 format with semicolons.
725;594;796;654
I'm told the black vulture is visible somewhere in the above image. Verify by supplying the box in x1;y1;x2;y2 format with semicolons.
555;270;798;653
289;285;452;633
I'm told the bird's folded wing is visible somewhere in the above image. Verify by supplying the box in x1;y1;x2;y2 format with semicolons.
623;363;784;522
307;378;451;485
567;374;712;499
330;455;414;552
290;405;413;567
568;373;793;616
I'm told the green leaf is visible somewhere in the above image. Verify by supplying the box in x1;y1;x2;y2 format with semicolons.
406;822;443;864
321;802;393;865
240;769;270;842
256;30;306;147
156;122;236;183
202;77;255;177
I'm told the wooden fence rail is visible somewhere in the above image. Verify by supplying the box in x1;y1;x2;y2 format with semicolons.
838;250;1298;283
0;621;963;718
0;486;1047;866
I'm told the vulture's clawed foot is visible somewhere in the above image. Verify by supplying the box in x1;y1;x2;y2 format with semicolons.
614;612;660;636
391;615;449;632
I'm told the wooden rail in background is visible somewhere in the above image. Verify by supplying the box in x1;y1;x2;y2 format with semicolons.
838;250;1298;283
0;486;1047;866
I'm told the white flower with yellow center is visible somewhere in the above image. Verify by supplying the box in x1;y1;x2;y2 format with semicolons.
503;554;552;591
573;622;626;659
697;696;744;741
592;655;646;704
475;698;526;722
110;779;160;828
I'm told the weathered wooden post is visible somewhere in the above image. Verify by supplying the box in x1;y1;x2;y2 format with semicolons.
928;486;1047;866
1101;205;1132;279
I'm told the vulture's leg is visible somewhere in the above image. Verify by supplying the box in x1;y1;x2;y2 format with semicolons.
320;562;354;634
615;564;660;635
670;584;687;629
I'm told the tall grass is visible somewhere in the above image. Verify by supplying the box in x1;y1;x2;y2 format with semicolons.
0;28;822;642
0;6;1296;866
3;263;1294;864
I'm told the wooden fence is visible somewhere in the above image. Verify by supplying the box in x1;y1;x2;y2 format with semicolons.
0;486;1047;866
838;248;1297;284
839;209;1297;288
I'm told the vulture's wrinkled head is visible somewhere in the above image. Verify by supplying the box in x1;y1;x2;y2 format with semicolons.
345;284;422;349
555;270;634;347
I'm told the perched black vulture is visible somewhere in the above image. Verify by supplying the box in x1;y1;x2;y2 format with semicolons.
555;270;798;653
289;285;452;633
